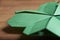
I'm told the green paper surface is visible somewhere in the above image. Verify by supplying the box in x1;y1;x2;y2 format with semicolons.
8;2;60;36
16;2;57;15
37;2;57;15
47;17;60;37
23;17;51;35
46;3;60;37
8;13;51;27
54;3;60;15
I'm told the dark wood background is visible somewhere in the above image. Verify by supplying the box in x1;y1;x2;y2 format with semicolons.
0;0;60;40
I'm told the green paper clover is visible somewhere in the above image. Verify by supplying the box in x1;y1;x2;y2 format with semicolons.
8;2;60;37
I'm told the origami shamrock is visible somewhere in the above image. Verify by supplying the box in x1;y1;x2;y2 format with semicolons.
8;2;60;37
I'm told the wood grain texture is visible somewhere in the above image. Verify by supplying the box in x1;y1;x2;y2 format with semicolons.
0;0;59;40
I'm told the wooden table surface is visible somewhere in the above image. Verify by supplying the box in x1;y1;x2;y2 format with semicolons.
0;0;59;40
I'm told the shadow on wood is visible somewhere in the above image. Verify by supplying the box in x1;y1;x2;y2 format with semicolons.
2;26;60;40
2;25;25;34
